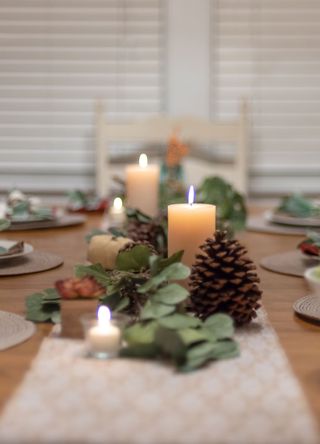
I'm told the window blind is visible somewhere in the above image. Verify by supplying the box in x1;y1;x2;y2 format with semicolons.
0;0;165;193
211;0;320;195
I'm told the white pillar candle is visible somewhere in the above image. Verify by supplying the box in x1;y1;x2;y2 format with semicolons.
168;186;216;269
87;306;121;357
109;197;126;228
125;153;160;217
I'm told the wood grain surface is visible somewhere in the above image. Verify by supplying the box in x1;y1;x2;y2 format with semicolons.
0;211;319;436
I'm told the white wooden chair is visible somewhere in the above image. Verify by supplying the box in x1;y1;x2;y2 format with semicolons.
95;100;249;197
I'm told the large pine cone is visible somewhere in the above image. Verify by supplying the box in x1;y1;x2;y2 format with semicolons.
189;231;262;326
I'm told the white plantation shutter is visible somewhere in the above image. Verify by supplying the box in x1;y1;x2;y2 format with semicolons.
0;0;165;193
211;0;320;195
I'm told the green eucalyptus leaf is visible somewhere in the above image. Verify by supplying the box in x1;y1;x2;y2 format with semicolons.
153;284;189;305
116;245;152;272
151;250;184;275
209;340;240;360
25;293;44;307
126;208;152;223
124;321;158;345
99;292;122;311
0;219;10;231
51;311;61;324
42;288;60;301
139;262;190;293
187;341;219;361
140;301;175;320
0;246;7;253
120;343;159;359
74;263;111;288
154;327;186;363
179;354;212;372
203;314;234;339
25;289;61;324
158;314;201;330
26;311;52;322
114;296;130;312
178;328;208;346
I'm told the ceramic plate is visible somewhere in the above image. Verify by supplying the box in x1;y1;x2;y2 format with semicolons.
265;210;320;228
0;240;33;260
10;215;55;224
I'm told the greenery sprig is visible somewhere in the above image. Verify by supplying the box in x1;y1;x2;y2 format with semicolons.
277;194;320;218
25;288;60;323
0;219;10;231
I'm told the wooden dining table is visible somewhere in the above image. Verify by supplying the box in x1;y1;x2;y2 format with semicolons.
0;210;320;434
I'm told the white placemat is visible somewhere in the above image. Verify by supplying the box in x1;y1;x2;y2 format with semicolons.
0;309;318;444
0;311;36;351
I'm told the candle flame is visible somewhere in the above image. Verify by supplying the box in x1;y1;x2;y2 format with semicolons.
139;153;148;168
97;306;111;324
188;185;195;205
113;197;123;210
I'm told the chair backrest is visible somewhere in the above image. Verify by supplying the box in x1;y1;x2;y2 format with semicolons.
95;100;249;197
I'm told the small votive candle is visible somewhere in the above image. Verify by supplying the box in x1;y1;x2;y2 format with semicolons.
81;306;126;359
109;197;126;228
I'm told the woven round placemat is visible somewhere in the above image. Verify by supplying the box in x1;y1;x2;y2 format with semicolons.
260;250;319;277
7;214;86;231
0;251;63;276
247;216;310;236
0;311;36;351
293;295;320;324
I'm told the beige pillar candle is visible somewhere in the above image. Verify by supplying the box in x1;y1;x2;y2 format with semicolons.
168;186;216;269
126;153;160;217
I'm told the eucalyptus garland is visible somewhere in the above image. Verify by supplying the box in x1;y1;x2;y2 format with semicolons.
25;245;239;372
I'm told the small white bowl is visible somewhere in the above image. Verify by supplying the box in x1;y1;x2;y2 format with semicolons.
304;266;320;297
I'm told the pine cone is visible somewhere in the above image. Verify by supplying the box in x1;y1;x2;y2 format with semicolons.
119;240;158;255
127;220;166;255
108;270;149;319
189;231;262;326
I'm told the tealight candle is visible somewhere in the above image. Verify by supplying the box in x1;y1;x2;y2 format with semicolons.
168;186;216;269
86;306;121;359
109;197;126;228
125;153;160;217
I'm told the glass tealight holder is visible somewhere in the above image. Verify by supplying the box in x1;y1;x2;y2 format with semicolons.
81;310;129;360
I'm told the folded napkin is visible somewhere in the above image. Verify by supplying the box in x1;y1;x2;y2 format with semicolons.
0;241;24;256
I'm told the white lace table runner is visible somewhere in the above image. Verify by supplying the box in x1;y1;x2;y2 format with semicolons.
0;310;318;444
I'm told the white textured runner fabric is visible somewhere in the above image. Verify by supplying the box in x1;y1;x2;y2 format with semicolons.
0;311;36;351
0;310;318;444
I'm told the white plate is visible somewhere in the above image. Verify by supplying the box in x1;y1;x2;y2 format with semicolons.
10;215;55;224
265;210;320;228
0;240;33;260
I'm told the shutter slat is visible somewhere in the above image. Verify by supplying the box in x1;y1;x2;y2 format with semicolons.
0;0;165;192
212;0;320;194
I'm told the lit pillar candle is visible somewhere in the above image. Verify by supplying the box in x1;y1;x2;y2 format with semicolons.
168;186;216;268
126;153;160;217
87;306;121;358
